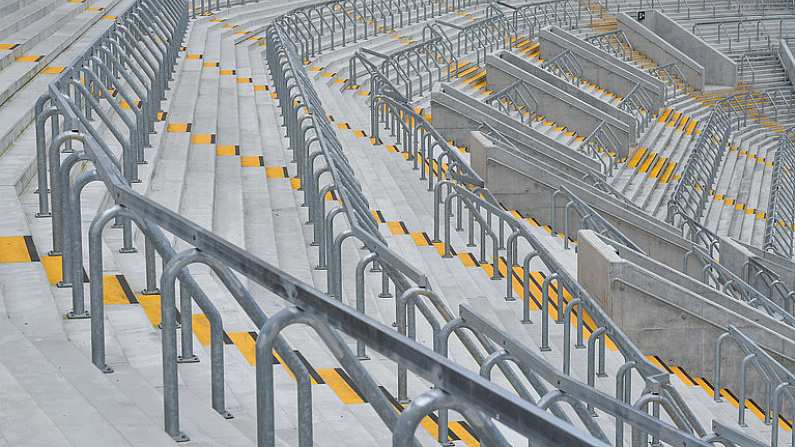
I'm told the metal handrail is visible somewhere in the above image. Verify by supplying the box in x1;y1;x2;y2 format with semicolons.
482;78;540;125
495;0;593;39
746;257;795;316
685;246;795;326
765;134;795;257
585;29;633;60
541;48;584;86
581;120;619;175
552;185;644;251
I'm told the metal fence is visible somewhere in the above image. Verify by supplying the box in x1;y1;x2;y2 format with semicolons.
765;134;795;258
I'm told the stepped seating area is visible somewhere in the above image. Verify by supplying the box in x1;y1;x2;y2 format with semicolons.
3;0;795;446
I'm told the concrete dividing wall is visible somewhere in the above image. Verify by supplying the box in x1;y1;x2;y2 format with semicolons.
430;87;604;176
486;55;635;155
496;51;639;133
540;26;666;106
641;10;737;87
578;231;795;418
470;134;707;278
779;40;795;89
616;12;706;90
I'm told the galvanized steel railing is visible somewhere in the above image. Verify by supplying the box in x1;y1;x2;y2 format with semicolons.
482;78;539;125
435;4;517;65
745;257;795;316
32;0;620;445
541;48;584;86
551;185;644;251
684;247;795;326
275;0;481;61
581;120;620;175
666;95;741;241
764;134;795;258
495;0;593;40
714;326;795;447
617;81;657;133
585;29;633;60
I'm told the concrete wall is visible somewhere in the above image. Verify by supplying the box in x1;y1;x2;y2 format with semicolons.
779;40;795;90
430;87;604;176
486;55;635;156
578;231;795;417
644;10;737;87
540;26;666;106
616;12;706;91
472;135;707;278
496;51;640;134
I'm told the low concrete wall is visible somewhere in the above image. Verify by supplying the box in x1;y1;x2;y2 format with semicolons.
616;12;706;91
578;231;795;418
430;87;603;176
496;51;639;134
486;55;634;156
472;136;706;278
645;10;737;87
779;40;795;90
541;26;666;106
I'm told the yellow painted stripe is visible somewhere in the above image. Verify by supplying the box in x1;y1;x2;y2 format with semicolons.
191;133;215;144
660;161;677;183
228;332;256;365
216;144;239;156
40;255;63;285
192;314;211;346
411;232;431;246
685;119;698;135
666;111;682;127
316;368;365;404
458;252;478;267
103;275;131;304
240;155;263;167
626;147;647;168
265;166;288;178
657;108;671;123
137;294;162;327
0;236;34;263
649;157;667;179
639;152;657;173
386;221;408;235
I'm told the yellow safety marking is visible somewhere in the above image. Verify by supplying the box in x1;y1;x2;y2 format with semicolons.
336;122;351;129
216;144;239;156
192;314;211;346
316;368;365;404
186;53;203;60
456;65;479;78
253;84;269;92
156;111;168;121
40;255;63;284
649;157;667;179
290;178;301;190
219;69;236;75
137;294;162;327
411;231;431;246
0;43;19;50
307;65;324;73
458;252;479;267
86;6;105;12
626;147;647;168
15;55;43;63
42;66;65;74
167;122;191;132
351;130;367;138
638;152;657;173
670;366;696;386
685;119;698;135
236;77;253;84
677;115;690;132
386;221;409;235
657;108;671;123
228;332;256;365
240;155;264;167
102;15;117;20
0;236;36;263
666;111;682;127
265;166;288;179
191;133;216;144
660;161;677;183
202;61;219;68
103;275;132;305
448;421;479;446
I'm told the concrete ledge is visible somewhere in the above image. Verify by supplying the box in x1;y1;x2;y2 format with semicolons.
616;12;706;91
634;10;736;87
430;86;603;175
578;230;795;418
779;40;795;89
486;54;635;156
541;26;666;104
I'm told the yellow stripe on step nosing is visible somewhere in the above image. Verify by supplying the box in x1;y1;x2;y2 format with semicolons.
103;274;138;305
649;157;667;179
660;161;677;183
0;235;38;263
265;166;289;179
317;368;366;404
626;147;647;168
137;294;162;327
638;152;657;173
